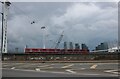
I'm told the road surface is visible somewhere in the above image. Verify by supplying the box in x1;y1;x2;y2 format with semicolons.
2;62;119;77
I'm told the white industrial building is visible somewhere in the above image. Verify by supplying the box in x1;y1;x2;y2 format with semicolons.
108;46;119;53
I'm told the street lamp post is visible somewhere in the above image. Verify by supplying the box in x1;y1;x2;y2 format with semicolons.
41;26;46;49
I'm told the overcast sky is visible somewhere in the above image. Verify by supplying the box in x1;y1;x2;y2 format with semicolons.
0;2;118;52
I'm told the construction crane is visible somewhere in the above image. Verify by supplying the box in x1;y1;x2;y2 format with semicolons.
55;31;64;49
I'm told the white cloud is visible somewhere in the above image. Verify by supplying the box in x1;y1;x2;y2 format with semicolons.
52;3;100;26
51;3;118;49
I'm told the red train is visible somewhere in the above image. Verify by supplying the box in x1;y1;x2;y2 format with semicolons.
25;48;89;54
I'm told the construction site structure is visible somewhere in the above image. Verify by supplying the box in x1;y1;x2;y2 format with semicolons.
1;1;11;53
55;31;64;49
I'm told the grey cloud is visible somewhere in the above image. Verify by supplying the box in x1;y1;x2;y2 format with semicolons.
0;2;118;52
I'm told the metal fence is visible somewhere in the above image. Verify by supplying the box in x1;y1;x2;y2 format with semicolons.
2;52;119;61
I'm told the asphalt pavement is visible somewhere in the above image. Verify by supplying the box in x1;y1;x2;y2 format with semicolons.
2;62;119;77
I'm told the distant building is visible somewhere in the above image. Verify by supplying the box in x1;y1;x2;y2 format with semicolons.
81;44;89;50
108;46;119;53
69;42;73;49
64;42;67;49
15;48;18;53
95;42;108;50
75;43;80;49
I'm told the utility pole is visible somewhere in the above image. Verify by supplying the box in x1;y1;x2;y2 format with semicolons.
117;40;120;52
1;1;11;53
